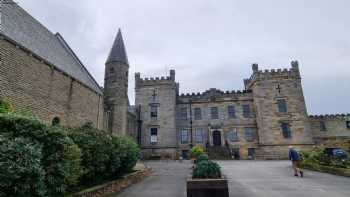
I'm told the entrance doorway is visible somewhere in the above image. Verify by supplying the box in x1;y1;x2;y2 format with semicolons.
212;130;222;146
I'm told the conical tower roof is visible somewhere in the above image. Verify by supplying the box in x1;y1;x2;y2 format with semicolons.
106;29;129;65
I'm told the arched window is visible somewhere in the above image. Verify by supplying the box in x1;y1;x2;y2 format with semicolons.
52;117;60;126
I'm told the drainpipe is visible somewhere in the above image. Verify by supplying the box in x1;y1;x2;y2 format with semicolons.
189;99;193;148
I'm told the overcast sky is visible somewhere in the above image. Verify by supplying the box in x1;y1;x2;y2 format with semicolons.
17;0;350;115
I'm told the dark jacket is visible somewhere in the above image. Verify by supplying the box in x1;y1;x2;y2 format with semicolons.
289;149;300;161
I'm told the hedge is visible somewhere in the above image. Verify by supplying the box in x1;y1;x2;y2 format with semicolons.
0;113;82;196
68;123;140;186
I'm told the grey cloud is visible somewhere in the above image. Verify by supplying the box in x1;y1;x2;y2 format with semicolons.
17;0;350;114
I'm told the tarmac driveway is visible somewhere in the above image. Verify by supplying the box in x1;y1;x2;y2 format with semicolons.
111;160;350;197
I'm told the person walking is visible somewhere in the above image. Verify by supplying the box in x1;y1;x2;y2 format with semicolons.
288;146;303;177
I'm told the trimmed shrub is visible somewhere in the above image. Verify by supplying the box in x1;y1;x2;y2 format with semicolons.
0;98;13;113
0;113;82;196
68;123;114;185
112;136;140;174
196;154;209;163
193;160;221;179
0;135;46;197
68;123;140;185
191;145;204;159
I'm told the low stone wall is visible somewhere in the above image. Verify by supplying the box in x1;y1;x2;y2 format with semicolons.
301;165;350;177
74;168;151;197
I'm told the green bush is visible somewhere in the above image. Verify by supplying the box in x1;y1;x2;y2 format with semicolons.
0;113;82;196
196;154;209;163
68;123;140;185
193;160;221;179
112;136;140;174
0;135;46;197
191;145;204;159
0;98;13;113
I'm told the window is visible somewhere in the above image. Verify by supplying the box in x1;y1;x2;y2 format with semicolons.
179;107;188;120
180;128;190;144
150;128;158;144
194;108;202;120
242;105;251;118
150;105;158;120
281;123;292;138
52;117;60;126
211;107;219;119
320;121;327;131
228;106;236;118
195;128;204;143
244;128;254;142
227;129;238;142
346;121;350;129
105;111;112;130
277;99;287;113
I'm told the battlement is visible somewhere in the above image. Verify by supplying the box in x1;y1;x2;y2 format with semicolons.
135;69;176;87
309;113;350;119
178;88;252;101
244;60;301;89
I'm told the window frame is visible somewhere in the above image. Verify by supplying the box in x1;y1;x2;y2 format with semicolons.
150;128;158;144
227;128;239;142
179;107;188;120
277;99;287;113
150;105;158;120
242;104;251;118
195;128;204;143
210;106;219;119
227;105;236;119
281;122;292;138
320;121;327;131
194;107;202;120
180;128;190;144
244;127;254;142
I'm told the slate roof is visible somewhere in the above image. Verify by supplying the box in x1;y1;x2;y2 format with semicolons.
106;29;129;65
0;1;102;95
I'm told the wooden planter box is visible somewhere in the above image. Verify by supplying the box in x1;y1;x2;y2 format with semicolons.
187;177;229;197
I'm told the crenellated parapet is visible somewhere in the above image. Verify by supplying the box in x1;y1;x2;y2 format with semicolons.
177;88;252;103
309;113;350;120
135;69;176;88
244;60;301;90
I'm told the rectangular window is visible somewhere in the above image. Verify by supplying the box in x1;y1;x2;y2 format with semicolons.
180;128;189;144
228;106;236;118
195;128;204;143
244;128;254;142
150;105;158;120
242;105;251;118
194;108;202;120
346;121;350;129
277;99;287;113
150;128;158;144
211;107;219;119
228;128;238;142
281;123;292;138
105;111;112;130
179;107;188;120
320;121;327;131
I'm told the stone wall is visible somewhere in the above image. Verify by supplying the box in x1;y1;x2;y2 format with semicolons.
0;38;103;128
309;114;350;151
135;70;178;155
247;62;314;147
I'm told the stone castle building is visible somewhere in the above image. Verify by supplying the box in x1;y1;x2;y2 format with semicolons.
1;2;349;159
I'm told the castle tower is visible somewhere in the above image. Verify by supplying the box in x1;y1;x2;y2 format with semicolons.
245;61;314;157
104;29;129;135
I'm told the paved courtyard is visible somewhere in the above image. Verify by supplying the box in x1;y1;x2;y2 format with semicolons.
111;160;350;197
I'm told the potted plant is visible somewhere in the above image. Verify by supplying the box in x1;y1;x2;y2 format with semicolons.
187;154;229;197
